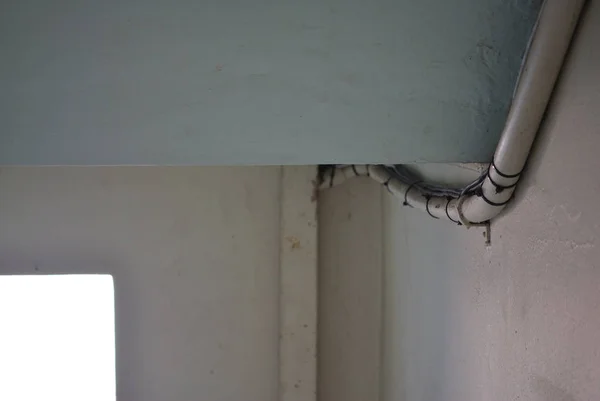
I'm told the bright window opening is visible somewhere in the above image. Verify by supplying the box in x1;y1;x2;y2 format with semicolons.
0;275;116;401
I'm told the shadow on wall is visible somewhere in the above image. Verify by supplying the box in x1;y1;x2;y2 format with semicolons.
531;377;576;401
317;177;383;401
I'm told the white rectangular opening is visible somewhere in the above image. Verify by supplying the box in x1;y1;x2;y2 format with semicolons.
0;275;116;401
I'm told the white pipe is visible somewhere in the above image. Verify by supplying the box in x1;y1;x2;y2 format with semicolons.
320;0;585;226
461;0;585;224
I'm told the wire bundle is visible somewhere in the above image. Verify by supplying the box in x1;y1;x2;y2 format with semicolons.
319;164;486;199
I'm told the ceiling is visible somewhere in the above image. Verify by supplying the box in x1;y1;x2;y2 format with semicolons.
0;0;542;165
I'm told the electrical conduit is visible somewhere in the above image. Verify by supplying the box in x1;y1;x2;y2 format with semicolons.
320;0;586;226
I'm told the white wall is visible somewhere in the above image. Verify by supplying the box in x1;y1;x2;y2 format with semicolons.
0;166;317;401
320;2;600;399
0;0;540;164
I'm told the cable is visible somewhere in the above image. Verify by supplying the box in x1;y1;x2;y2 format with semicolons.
319;164;487;201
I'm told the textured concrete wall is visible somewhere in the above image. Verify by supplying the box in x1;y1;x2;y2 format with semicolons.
0;0;541;164
319;3;600;399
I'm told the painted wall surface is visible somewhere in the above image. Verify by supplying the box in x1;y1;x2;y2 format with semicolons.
318;177;383;401
0;0;540;165
320;3;600;400
0;167;282;401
